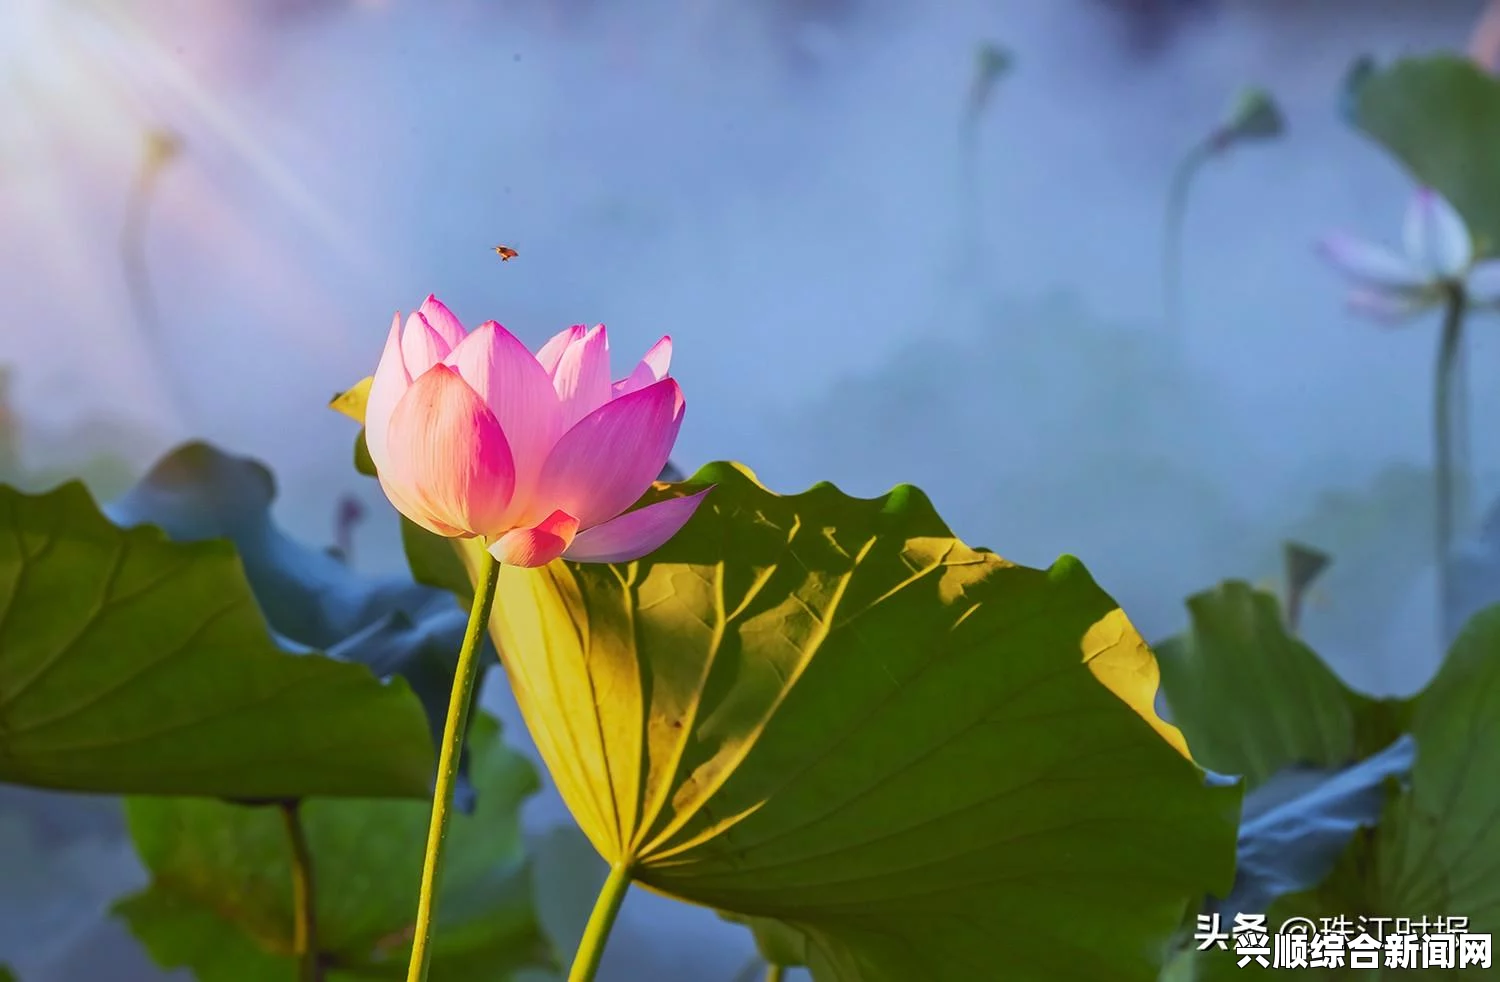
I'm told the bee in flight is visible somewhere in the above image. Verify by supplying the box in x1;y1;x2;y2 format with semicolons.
493;245;519;261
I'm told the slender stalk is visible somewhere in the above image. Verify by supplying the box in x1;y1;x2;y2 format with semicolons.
120;130;190;418
567;862;633;982
956;118;983;294
765;965;787;982
956;48;1003;296
405;551;502;982
1454;327;1472;534
121;160;165;346
1163;140;1215;336
278;800;322;982
1435;285;1468;647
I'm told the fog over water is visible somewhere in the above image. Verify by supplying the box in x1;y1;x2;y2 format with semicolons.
0;0;1494;978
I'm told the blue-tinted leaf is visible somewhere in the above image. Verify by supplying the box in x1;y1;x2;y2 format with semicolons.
1216;734;1416;919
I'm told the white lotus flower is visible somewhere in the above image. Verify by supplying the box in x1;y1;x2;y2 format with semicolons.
1317;188;1500;322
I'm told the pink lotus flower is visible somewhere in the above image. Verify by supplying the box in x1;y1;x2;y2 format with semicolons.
364;295;708;567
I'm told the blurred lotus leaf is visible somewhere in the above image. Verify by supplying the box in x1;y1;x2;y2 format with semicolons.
104;441;497;809
1350;54;1500;256
1154;581;1405;791
1214;733;1415;921
115;713;552;982
1446;495;1500;649
0;478;432;798
776;290;1254;642
522;824;609;966
1190;602;1500;978
0;364;149;500
719;912;807;970
1159;949;1197;982
444;461;1238;981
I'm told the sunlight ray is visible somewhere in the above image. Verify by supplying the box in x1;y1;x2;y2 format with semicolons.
84;3;372;271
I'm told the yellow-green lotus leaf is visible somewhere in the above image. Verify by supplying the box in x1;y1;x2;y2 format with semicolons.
477;462;1238;981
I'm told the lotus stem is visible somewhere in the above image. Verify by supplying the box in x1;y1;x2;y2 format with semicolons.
1163;139;1215;336
955;42;1009;294
765;965;787;982
1435;285;1468;647
278;800;322;982
568;862;633;982
405;551;501;982
121;129;188;416
121;153;165;345
1455;326;1472;536
957;119;983;292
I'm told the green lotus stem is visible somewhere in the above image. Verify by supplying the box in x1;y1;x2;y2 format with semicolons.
765;965;786;982
1162;139;1215;335
568;862;633;982
954;115;986;296
1435;285;1468;647
1454;326;1472;533
405;551;501;982
278;800;321;982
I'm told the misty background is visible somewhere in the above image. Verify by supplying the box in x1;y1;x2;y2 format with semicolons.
2;0;1497;979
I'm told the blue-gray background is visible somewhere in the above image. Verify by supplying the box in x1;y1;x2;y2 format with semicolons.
2;1;1495;979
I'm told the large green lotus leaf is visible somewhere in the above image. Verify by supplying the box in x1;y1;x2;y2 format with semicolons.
1350;55;1500;255
114;713;551;981
105;441;496;807
1193;603;1500;979
720;912;809;968
1159;950;1196;982
1154;582;1405;791
0;481;432;798
473;461;1238;982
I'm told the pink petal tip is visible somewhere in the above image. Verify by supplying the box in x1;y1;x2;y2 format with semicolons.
563;488;712;564
489;509;580;567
